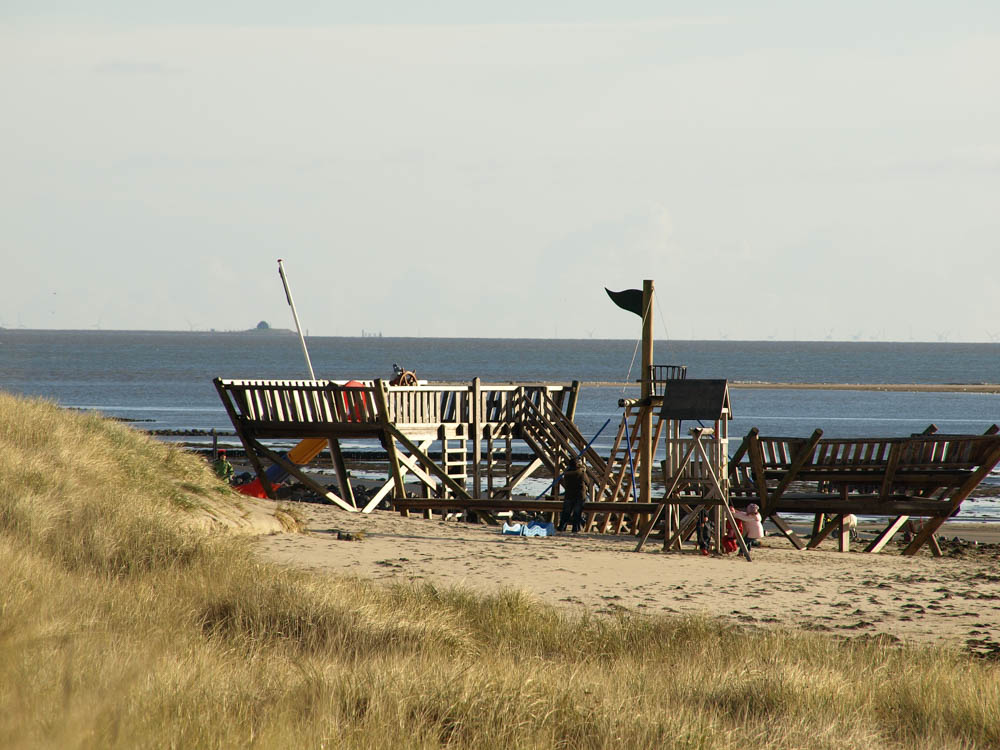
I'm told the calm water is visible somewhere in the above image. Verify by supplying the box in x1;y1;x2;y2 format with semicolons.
3;330;998;517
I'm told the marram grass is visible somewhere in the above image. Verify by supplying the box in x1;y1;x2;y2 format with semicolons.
1;390;999;748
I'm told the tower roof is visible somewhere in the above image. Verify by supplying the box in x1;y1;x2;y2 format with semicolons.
658;379;732;421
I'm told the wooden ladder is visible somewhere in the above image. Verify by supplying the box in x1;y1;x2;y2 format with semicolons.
485;424;513;498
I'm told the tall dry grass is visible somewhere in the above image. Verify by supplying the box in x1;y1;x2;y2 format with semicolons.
2;390;999;748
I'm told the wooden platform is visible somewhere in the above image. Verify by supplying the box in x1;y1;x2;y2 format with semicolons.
214;377;618;514
728;426;1000;555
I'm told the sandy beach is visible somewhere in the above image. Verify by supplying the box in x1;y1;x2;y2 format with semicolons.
254;502;1000;657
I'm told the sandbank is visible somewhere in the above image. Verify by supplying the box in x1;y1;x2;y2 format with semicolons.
578;381;1000;393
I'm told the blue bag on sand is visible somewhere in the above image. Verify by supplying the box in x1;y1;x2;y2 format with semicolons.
524;521;556;537
502;521;556;537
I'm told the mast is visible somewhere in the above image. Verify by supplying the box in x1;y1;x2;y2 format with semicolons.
640;279;654;506
277;258;316;380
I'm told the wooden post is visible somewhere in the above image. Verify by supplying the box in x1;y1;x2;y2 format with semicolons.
328;438;355;508
373;379;407;504
211;428;218;460
566;380;581;422
640;279;654;508
472;378;482;499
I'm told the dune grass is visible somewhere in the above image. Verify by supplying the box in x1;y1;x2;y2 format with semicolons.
2;390;1000;748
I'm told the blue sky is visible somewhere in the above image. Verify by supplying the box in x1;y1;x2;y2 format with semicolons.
2;2;998;340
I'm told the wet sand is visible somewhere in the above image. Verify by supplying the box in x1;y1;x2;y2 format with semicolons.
254;503;1000;656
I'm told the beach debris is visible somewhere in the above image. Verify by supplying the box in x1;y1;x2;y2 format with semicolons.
336;530;365;541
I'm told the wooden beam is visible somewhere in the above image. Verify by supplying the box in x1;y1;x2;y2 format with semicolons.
252;440;356;512
878;442;903;499
865;515;909;553
361;439;435;513
503;457;544;496
565;380;581;422
373;379;408;503
663;504;707;551
392;498;664;513
327;438;355;508
807;514;844;549
748;431;771;515
768;515;807;550
472;378;482;499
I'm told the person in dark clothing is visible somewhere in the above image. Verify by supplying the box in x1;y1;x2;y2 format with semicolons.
557;458;588;533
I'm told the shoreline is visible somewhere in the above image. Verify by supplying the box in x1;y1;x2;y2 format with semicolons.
580;381;1000;393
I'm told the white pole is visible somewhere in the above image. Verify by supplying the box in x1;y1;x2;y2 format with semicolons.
277;258;316;380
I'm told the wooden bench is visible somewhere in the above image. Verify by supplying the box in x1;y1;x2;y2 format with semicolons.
729;427;1000;555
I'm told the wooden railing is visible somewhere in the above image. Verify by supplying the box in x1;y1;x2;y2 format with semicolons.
215;378;576;429
216;379;380;426
645;364;688;397
385;383;571;427
750;435;998;484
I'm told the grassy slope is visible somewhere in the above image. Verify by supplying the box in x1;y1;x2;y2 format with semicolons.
2;391;999;749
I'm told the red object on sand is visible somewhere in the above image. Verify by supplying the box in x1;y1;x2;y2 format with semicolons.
234;478;281;499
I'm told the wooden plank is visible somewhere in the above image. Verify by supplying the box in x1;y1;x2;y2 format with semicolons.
770;497;963;515
865;515;909;553
393;498;665;513
769;515;806;550
328;438;355;508
878;442;903;499
565;380;581;422
747;431;771;514
499;457;544;496
472;378;482;499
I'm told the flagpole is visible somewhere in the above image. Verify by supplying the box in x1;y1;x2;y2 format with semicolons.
640;279;654;507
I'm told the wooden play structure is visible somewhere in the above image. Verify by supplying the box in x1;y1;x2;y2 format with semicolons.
214;274;1000;556
727;424;1000;556
214;377;617;513
632;378;751;560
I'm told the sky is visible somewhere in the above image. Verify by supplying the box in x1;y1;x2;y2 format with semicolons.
2;2;998;341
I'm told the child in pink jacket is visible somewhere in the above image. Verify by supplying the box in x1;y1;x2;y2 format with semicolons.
731;503;765;547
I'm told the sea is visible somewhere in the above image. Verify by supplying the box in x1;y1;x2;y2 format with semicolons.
2;330;999;519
